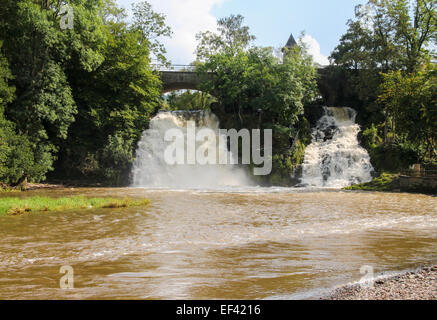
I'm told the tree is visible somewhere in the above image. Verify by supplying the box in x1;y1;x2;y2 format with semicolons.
0;43;38;185
378;63;437;161
195;14;256;61
196;16;318;184
0;42;14;109
0;0;168;184
198;45;317;130
0;0;110;182
330;0;436;166
332;0;436;72
57;15;162;185
0;43;14;182
131;0;172;64
331;3;400;72
379;0;436;72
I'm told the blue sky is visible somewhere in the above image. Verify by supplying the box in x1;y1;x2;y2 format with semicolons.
117;0;366;65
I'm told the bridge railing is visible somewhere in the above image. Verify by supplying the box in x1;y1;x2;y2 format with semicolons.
153;64;328;72
152;64;197;72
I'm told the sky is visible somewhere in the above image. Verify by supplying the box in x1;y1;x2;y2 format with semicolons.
116;0;366;65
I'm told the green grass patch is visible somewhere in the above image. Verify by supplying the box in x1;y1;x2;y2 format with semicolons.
0;196;150;216
344;173;399;192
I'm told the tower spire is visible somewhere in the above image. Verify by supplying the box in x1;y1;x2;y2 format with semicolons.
282;33;297;53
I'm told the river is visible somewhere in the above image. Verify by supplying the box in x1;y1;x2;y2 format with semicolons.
0;187;436;299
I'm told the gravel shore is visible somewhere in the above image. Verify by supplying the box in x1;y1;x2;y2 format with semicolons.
322;265;437;300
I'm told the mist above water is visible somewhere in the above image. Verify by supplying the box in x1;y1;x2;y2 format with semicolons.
131;111;252;189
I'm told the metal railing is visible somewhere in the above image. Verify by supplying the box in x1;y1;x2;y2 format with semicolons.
152;63;330;72
152;64;197;72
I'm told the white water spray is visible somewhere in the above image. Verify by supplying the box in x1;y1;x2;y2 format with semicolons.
131;111;251;188
300;107;374;188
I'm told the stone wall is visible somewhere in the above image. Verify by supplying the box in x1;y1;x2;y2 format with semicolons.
398;175;437;193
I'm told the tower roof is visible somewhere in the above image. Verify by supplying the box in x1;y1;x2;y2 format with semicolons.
284;33;297;49
282;33;297;53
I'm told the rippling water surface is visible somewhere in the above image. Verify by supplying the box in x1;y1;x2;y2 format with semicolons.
0;188;436;299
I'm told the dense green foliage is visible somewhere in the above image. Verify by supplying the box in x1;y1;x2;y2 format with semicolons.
198;47;317;129
57;12;163;185
330;0;436;172
195;15;318;184
378;64;437;161
163;90;217;111
131;0;172;64
0;0;168;185
1;0;435;188
195;14;256;61
344;172;399;191
0;43;37;185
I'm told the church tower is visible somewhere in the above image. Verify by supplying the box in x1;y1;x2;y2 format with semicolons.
282;33;297;54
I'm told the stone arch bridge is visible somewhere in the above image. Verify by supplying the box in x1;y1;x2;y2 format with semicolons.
159;65;212;93
158;65;339;106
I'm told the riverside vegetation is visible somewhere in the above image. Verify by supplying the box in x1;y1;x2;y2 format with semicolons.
344;172;399;191
327;0;437;183
0;0;436;189
0;195;150;216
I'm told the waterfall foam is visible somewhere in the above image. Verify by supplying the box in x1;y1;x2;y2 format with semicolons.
131;110;252;188
300;107;374;188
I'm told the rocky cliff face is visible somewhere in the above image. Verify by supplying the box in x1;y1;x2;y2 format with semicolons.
304;105;325;127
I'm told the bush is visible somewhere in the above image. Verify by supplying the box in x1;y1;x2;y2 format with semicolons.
345;172;399;191
0;114;37;185
100;133;135;186
369;143;419;172
361;124;383;150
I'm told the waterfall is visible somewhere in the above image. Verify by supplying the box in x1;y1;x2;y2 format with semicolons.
300;107;374;188
131;110;251;188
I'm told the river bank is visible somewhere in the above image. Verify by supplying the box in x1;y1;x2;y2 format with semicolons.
322;265;437;300
0;180;109;192
0;183;64;192
344;173;437;195
0;194;150;216
0;184;150;216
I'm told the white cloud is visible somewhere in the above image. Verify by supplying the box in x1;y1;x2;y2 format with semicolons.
117;2;330;66
118;0;224;64
300;35;330;66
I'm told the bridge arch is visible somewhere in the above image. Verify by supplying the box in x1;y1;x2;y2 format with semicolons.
157;65;216;94
159;66;337;106
161;71;205;93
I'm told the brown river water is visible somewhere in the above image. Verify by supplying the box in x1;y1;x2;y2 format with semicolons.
0;187;436;299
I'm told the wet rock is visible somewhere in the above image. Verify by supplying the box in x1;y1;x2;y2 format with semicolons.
322;125;337;141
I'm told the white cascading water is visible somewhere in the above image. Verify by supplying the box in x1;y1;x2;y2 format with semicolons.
131;111;251;188
300;107;374;188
